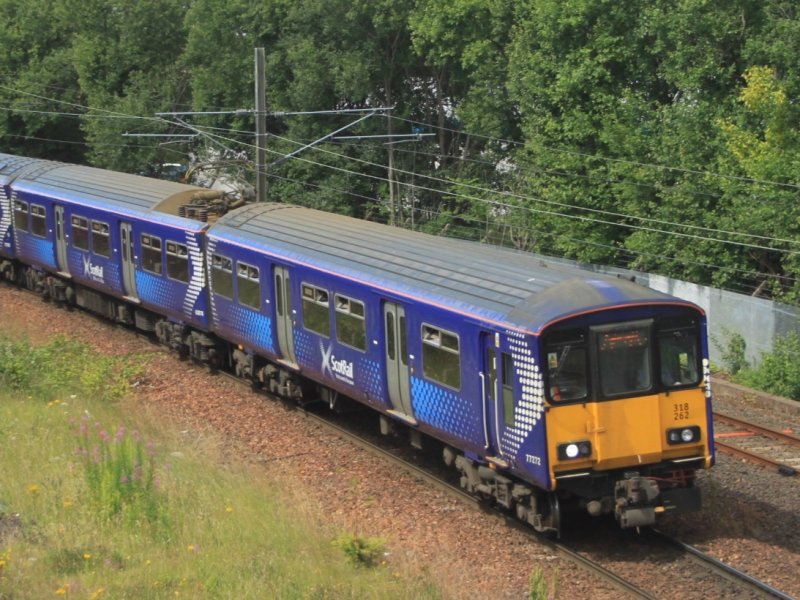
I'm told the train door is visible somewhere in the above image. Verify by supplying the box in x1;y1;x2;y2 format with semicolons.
483;334;514;465
120;222;138;300
273;265;297;365
383;301;415;423
54;205;69;276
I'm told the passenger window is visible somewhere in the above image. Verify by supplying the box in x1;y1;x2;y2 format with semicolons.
502;352;515;426
13;201;28;232
141;234;163;275
30;204;46;237
422;325;461;390
71;216;89;250
658;317;700;387
237;262;261;309
166;241;190;283
302;283;330;337
545;329;588;402
596;321;652;397
211;254;233;298
92;221;110;257
335;295;366;351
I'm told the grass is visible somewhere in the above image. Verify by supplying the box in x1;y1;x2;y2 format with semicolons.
0;335;440;599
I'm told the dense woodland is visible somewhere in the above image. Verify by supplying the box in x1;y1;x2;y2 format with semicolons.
1;0;799;302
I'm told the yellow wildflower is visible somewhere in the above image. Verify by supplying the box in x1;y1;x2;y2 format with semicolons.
27;484;39;496
83;553;92;561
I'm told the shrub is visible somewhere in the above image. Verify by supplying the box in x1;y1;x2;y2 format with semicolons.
716;330;748;375
528;567;557;600
332;533;386;568
76;414;168;533
735;332;800;400
0;335;145;401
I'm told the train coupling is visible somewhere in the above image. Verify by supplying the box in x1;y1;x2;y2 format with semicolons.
614;476;661;528
614;475;702;529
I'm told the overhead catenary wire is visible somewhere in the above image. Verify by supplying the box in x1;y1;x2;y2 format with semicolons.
162;115;800;251
389;114;800;192
1;82;797;299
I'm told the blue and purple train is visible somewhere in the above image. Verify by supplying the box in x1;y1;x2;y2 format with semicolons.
0;152;714;534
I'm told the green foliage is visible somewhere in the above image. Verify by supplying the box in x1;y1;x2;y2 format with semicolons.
716;330;749;375
2;0;800;301
735;332;800;400
332;533;386;568
76;415;167;532
0;382;439;598
528;566;557;600
0;335;146;401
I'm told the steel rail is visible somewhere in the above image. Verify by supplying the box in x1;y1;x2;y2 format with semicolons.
713;411;799;476
713;412;800;447
651;530;795;600
713;440;797;476
307;408;657;600
218;373;654;599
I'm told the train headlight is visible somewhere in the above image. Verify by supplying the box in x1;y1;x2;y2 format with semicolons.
557;440;592;460
666;426;701;445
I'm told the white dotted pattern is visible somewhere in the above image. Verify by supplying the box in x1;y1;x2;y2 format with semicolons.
183;232;205;318
501;330;545;458
703;358;712;399
207;238;219;326
0;189;11;253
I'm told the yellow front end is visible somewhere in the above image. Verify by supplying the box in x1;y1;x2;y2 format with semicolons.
546;387;711;487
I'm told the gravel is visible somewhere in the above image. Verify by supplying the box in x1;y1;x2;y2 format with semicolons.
1;284;798;599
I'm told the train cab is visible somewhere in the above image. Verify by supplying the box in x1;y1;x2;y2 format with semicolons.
541;306;713;528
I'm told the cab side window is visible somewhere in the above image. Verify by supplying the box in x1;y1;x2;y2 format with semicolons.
502;352;515;426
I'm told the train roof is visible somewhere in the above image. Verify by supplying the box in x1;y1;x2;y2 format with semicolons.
0;153;209;229
0;153;55;185
211;203;700;333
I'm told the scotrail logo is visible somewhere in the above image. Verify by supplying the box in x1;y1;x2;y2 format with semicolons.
82;255;105;283
320;340;354;385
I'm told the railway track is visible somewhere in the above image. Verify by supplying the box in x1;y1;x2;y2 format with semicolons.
4;285;798;598
649;530;796;600
222;371;795;600
265;384;659;600
713;411;800;476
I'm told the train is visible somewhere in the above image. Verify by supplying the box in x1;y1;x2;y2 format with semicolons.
0;152;715;535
